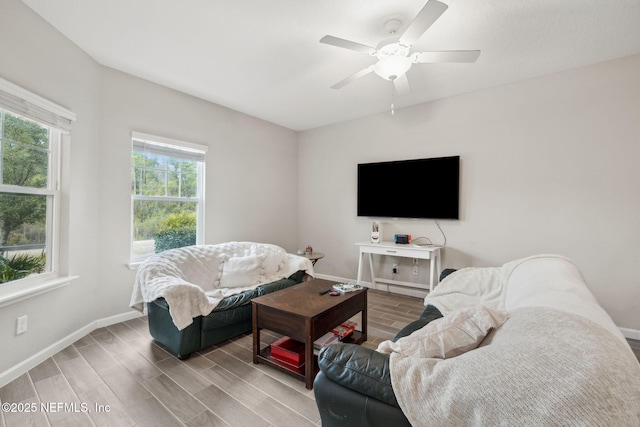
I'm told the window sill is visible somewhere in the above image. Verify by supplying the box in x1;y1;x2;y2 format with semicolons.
127;261;142;270
0;274;79;308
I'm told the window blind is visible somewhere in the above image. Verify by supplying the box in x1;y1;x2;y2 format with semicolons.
0;77;76;133
132;132;207;162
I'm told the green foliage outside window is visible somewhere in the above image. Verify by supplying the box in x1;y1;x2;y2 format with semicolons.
154;211;197;253
132;144;201;257
131;152;197;198
2;113;49;188
0;112;49;246
0;110;50;283
0;252;45;284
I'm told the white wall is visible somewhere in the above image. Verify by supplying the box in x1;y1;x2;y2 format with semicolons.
1;0;638;381
94;68;299;319
0;0;299;375
298;54;640;331
0;0;103;375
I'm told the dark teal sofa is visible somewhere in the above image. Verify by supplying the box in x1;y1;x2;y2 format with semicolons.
147;270;307;359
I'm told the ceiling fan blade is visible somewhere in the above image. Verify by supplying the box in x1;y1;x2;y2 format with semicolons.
399;0;448;47
331;65;375;89
393;74;411;96
412;50;481;63
320;35;376;55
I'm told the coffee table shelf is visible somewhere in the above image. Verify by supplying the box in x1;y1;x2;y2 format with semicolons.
257;330;365;381
258;346;306;378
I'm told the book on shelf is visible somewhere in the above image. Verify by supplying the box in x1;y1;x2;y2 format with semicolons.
331;320;358;341
313;331;340;355
332;282;364;293
312;320;359;354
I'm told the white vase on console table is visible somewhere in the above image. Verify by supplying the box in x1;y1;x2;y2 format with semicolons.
370;221;381;243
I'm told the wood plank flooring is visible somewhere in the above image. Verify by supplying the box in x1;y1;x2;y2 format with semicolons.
629;337;640;362
1;290;638;427
0;290;423;427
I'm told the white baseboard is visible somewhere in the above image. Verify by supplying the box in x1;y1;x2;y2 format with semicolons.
0;310;143;388
620;327;640;341
95;310;144;328
314;273;352;284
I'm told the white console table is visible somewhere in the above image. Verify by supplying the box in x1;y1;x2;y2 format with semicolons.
356;241;442;292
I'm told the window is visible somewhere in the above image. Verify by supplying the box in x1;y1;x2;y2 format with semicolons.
0;109;56;283
0;77;75;301
131;132;206;262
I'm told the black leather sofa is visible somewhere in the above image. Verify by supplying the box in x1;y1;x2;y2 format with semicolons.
315;261;640;426
147;270;307;359
313;269;454;427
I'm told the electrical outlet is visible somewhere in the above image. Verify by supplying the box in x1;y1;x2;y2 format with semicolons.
392;263;399;274
16;315;28;335
413;259;419;275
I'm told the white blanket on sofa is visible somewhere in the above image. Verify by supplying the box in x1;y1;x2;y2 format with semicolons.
387;255;640;426
423;254;572;315
390;307;640;426
129;243;314;330
425;254;627;343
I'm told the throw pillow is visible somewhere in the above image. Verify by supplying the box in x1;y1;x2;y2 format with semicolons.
377;304;507;359
261;252;285;278
220;255;261;288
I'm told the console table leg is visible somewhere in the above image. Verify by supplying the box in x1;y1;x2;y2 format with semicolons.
356;252;364;285
430;257;435;292
368;253;376;288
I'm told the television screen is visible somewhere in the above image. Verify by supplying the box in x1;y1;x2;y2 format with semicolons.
357;156;460;219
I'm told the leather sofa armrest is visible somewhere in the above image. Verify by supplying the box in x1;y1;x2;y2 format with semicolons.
394;305;443;341
287;269;308;283
314;371;411;427
317;344;399;408
420;304;444;321
439;268;457;282
151;297;169;309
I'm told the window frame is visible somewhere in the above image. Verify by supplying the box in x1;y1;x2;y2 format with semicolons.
130;132;207;265
0;77;76;307
0;115;60;273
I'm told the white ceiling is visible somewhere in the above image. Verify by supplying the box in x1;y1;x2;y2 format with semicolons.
22;0;640;131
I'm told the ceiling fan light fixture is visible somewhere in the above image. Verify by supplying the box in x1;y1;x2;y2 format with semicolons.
373;55;412;81
375;39;410;57
321;0;479;90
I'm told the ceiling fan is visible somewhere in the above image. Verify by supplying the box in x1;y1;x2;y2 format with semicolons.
320;0;480;95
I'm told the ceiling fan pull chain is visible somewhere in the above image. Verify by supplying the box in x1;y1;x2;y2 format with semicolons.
391;84;396;116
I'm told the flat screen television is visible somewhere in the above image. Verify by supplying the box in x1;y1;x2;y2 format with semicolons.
357;156;460;219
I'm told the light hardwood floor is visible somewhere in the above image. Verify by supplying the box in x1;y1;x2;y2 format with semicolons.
0;290;424;427
1;290;638;427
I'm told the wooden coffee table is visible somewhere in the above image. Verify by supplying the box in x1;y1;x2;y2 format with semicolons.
252;278;367;389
